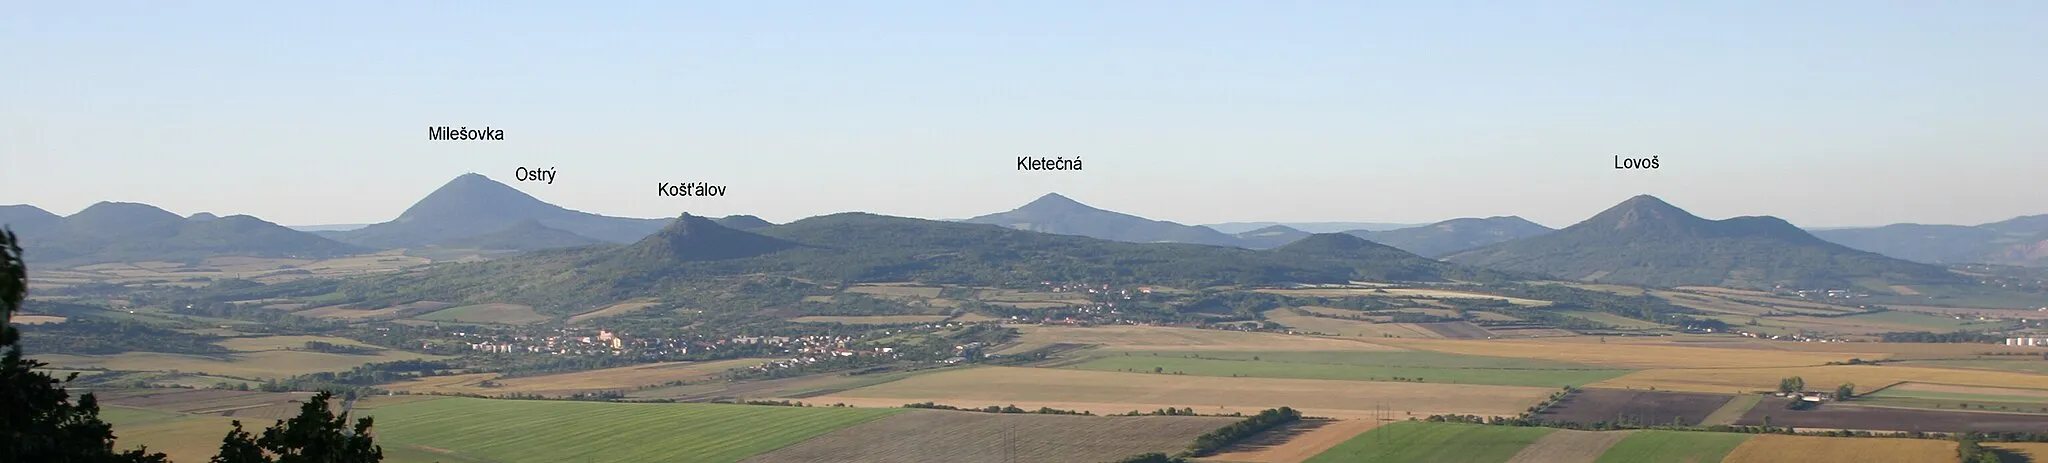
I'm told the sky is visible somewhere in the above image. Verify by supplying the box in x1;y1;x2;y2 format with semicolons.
2;2;2043;229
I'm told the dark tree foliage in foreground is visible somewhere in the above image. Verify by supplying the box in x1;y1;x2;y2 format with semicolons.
0;229;172;462
210;391;381;463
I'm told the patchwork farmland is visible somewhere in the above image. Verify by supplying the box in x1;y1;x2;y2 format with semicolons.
741;411;1236;463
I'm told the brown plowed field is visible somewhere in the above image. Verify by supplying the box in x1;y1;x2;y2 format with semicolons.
741;410;1236;463
1734;398;2048;432
1536;388;1734;427
1416;322;1493;339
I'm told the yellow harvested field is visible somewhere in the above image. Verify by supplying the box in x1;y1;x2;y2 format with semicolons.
1206;419;1384;463
37;349;445;379
1265;310;1442;339
1001;325;1405;353
789;315;953;325
216;335;381;352
1371;337;1867;369
1677;286;1776;297
1888;285;1922;295
11;315;65;324
295;304;406;319
111;414;243;462
810;366;1551;419
1722;435;1954;463
385;358;762;396
1593;365;2048;394
1257;287;1548;306
1550;282;1650;296
567;299;661;323
846;284;943;298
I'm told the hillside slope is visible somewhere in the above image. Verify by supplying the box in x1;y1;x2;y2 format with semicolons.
963;193;1242;247
1814;215;2048;267
7;202;365;265
331;173;669;249
1350;216;1554;258
1445;195;1962;290
321;213;1512;313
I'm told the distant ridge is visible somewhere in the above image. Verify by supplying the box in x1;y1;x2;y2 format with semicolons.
1348;216;1555;258
1206;221;1423;234
963;193;1242;247
437;219;605;251
1814;214;2048;267
1234;225;1312;249
331;173;668;249
4;202;364;265
713;215;776;230
1446;195;1962;289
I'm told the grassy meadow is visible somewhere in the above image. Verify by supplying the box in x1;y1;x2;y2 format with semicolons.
361;397;904;463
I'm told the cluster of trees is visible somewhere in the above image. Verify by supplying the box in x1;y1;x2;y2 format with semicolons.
1;229;386;462
1778;376;1807;393
302;341;379;355
1879;331;2004;343
900;402;1094;415
1957;434;2006;463
1183;407;1302;457
19;318;229;356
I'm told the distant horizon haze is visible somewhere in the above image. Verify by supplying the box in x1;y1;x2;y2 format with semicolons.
3;3;2042;228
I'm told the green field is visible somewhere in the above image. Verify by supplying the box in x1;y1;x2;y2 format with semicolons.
1305;421;1554;463
1905;359;2048;374
1069;351;1633;388
413;304;550;325
362;397;903;463
1593;430;1751;463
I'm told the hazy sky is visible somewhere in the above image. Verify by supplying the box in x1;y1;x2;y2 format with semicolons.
3;2;2043;229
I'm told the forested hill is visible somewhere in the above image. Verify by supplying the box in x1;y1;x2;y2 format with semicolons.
1445;195;1964;290
329;173;668;249
289;212;1517;314
963;193;1244;247
1346;216;1555;258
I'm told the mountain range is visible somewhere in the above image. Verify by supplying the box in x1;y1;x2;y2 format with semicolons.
0;202;364;265
322;173;673;249
1205;221;1424;234
963;193;1244;247
5;172;2042;293
1445;195;1964;290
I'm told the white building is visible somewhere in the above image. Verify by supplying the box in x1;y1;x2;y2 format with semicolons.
2005;337;2048;347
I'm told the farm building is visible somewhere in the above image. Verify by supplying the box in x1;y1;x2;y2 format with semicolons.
2005;337;2048;347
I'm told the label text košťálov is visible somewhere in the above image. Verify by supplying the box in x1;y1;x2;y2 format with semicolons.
658;182;727;197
